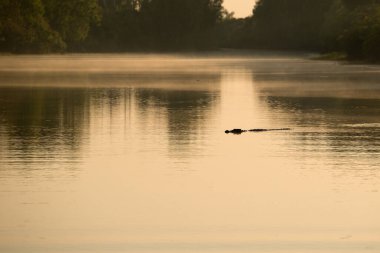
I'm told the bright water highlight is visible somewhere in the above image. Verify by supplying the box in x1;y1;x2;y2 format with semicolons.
0;53;379;253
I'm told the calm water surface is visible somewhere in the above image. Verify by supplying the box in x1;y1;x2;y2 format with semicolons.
0;53;379;253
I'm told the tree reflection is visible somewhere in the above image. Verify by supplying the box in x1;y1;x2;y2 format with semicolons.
134;88;220;158
0;88;90;171
0;69;222;173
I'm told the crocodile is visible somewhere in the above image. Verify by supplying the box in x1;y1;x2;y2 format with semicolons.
225;128;291;134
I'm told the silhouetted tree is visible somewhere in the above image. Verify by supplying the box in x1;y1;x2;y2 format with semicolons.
220;0;380;61
138;0;223;49
245;0;334;50
2;0;380;61
87;0;225;51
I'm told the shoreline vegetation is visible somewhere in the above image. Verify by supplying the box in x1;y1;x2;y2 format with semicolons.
1;0;380;63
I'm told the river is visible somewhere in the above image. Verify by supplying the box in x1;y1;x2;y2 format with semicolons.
0;53;379;252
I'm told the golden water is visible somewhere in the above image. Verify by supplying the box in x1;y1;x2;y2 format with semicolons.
0;53;379;252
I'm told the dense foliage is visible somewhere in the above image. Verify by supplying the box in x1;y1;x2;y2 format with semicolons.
1;0;380;61
0;0;62;53
0;0;224;52
85;0;225;51
331;0;380;61
0;0;100;52
234;0;380;61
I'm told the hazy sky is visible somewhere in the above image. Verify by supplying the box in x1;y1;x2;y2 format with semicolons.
224;0;256;18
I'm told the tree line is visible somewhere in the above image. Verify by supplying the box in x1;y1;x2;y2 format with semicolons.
1;0;380;61
0;0;224;52
228;0;380;62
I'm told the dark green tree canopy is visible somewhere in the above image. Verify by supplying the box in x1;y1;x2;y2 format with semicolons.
249;0;334;50
2;0;380;61
0;0;100;53
226;0;380;61
0;0;63;53
42;0;101;44
86;0;225;51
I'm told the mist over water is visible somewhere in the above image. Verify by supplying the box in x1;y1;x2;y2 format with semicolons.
0;53;379;253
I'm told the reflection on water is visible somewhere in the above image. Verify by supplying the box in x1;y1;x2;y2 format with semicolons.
134;89;219;158
264;96;380;178
0;88;89;175
0;54;379;253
